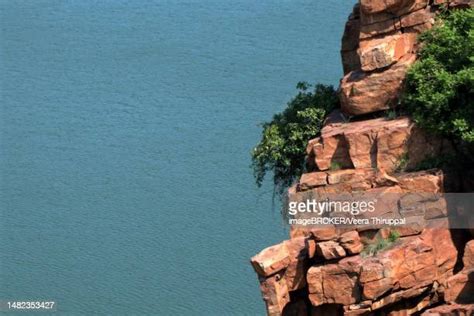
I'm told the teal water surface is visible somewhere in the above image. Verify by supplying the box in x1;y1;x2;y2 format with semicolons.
0;0;355;314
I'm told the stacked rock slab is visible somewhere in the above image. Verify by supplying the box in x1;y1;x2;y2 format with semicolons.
305;116;453;173
251;1;473;315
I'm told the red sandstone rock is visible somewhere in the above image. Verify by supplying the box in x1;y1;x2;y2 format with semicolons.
316;241;346;260
359;0;428;15
251;243;290;277
401;6;435;29
341;4;362;74
307;117;412;171
359;17;401;39
398;170;443;193
339;231;364;255
306;117;449;174
464;240;474;269
259;272;290;316
344;301;372;315
307;239;317;259
311;227;339;241
371;286;430;311
445;269;474;304
289;226;339;241
375;169;400;186
299;172;327;190
306;133;353;171
283;238;308;291
306;266;324;306
256;211;461;315
424;198;448;220
307;257;362;306
359;2;433;39
251;2;474;313
359;33;417;71
339;0;443;117
327;168;375;185
340;54;416;115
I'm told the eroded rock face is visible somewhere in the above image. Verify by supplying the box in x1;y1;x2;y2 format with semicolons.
444;240;474;304
250;238;313;315
259;272;290;316
338;0;440;115
463;240;474;269
445;270;474;304
358;32;417;72
307;257;361;306
306;229;458;308
306;117;452;173
253;164;470;315
251;243;291;277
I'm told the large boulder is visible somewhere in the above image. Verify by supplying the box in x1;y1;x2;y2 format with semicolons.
251;243;291;277
340;54;416;115
358;32;417;72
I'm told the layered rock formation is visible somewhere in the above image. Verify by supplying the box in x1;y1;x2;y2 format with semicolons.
252;163;472;315
339;0;472;115
250;1;473;315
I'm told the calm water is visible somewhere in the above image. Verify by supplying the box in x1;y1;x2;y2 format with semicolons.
0;1;354;314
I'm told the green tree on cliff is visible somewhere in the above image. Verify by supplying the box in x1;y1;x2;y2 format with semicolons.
403;8;474;143
251;83;338;194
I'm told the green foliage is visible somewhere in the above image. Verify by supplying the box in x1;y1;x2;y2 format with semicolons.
362;230;400;257
403;8;474;143
385;109;398;120
395;152;410;172
330;161;342;171
410;154;456;171
362;238;389;257
388;230;400;243
252;83;338;193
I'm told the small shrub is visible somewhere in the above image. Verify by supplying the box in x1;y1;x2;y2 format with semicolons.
395;152;410;172
330;161;342;171
251;82;338;193
385;109;398;120
388;230;400;243
362;230;400;257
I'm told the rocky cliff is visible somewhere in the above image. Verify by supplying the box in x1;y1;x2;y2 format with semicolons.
250;1;473;315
